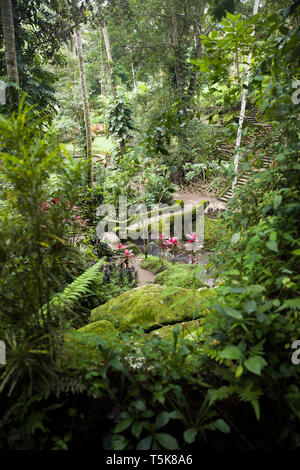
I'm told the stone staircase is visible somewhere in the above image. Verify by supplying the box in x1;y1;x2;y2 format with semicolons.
218;154;272;204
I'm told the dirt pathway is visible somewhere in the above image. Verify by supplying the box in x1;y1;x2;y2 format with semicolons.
130;257;155;286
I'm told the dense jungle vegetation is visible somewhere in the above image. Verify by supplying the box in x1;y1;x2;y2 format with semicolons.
0;0;299;453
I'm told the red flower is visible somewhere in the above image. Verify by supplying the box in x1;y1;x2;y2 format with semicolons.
123;249;134;258
52;198;57;204
168;237;178;246
40;201;49;211
186;232;198;243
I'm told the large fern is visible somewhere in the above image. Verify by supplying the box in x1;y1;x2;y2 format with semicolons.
39;261;103;322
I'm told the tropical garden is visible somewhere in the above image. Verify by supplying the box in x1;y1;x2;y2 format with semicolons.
0;0;299;452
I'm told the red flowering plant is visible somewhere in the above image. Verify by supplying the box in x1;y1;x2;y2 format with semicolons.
157;234;180;264
39;195;89;246
184;232;202;264
115;243;135;267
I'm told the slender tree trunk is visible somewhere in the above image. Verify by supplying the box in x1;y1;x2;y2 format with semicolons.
76;29;93;187
131;60;137;90
0;0;19;102
188;22;202;102
232;0;259;193
101;17;117;99
170;6;183;95
99;32;107;96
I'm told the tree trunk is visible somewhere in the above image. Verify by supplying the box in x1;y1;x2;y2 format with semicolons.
76;29;93;187
131;60;137;90
0;0;19;101
232;0;259;193
187;22;202;102
101;16;117;99
170;6;183;95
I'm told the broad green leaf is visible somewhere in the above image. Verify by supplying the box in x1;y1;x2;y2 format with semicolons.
114;418;133;434
107;359;126;373
206;419;230;434
183;428;197;444
136;435;152;450
244;356;267;375
131;421;143;439
154;411;170;430
273;195;282;210
266;240;278;252
111;435;129;450
154;433;179;450
243;300;257;314
132;400;146;412
220;345;244;360
224;306;243;319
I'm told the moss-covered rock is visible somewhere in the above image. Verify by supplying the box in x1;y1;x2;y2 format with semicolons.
62;320;117;367
78;319;116;334
90;284;214;331
148;319;202;340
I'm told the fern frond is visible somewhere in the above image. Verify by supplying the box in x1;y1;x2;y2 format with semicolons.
237;380;263;403
208;385;237;405
39;261;103;320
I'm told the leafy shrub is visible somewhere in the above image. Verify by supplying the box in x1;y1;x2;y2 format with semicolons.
154;264;208;289
143;169;178;208
77;185;104;227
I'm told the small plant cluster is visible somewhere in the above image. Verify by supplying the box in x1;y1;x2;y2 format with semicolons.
101;258;138;287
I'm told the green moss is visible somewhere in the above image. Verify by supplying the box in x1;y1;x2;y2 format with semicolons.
154;264;207;289
148;319;202;340
90;284;214;331
141;255;172;274
78;319;116;334
62;320;117;367
141;255;208;289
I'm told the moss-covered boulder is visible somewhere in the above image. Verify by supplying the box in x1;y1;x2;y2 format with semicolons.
148;319;202;340
90;284;214;331
62;320;117;367
77;319;116;334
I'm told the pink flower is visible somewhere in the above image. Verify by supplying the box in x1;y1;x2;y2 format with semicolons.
75;216;80;221
160;232;167;240
168;237;178;246
52;198;57;204
40;201;49;211
123;249;134;258
187;232;198;243
118;243;125;250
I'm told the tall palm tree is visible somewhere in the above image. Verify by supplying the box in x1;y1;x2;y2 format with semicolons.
0;0;19;94
76;28;93;187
